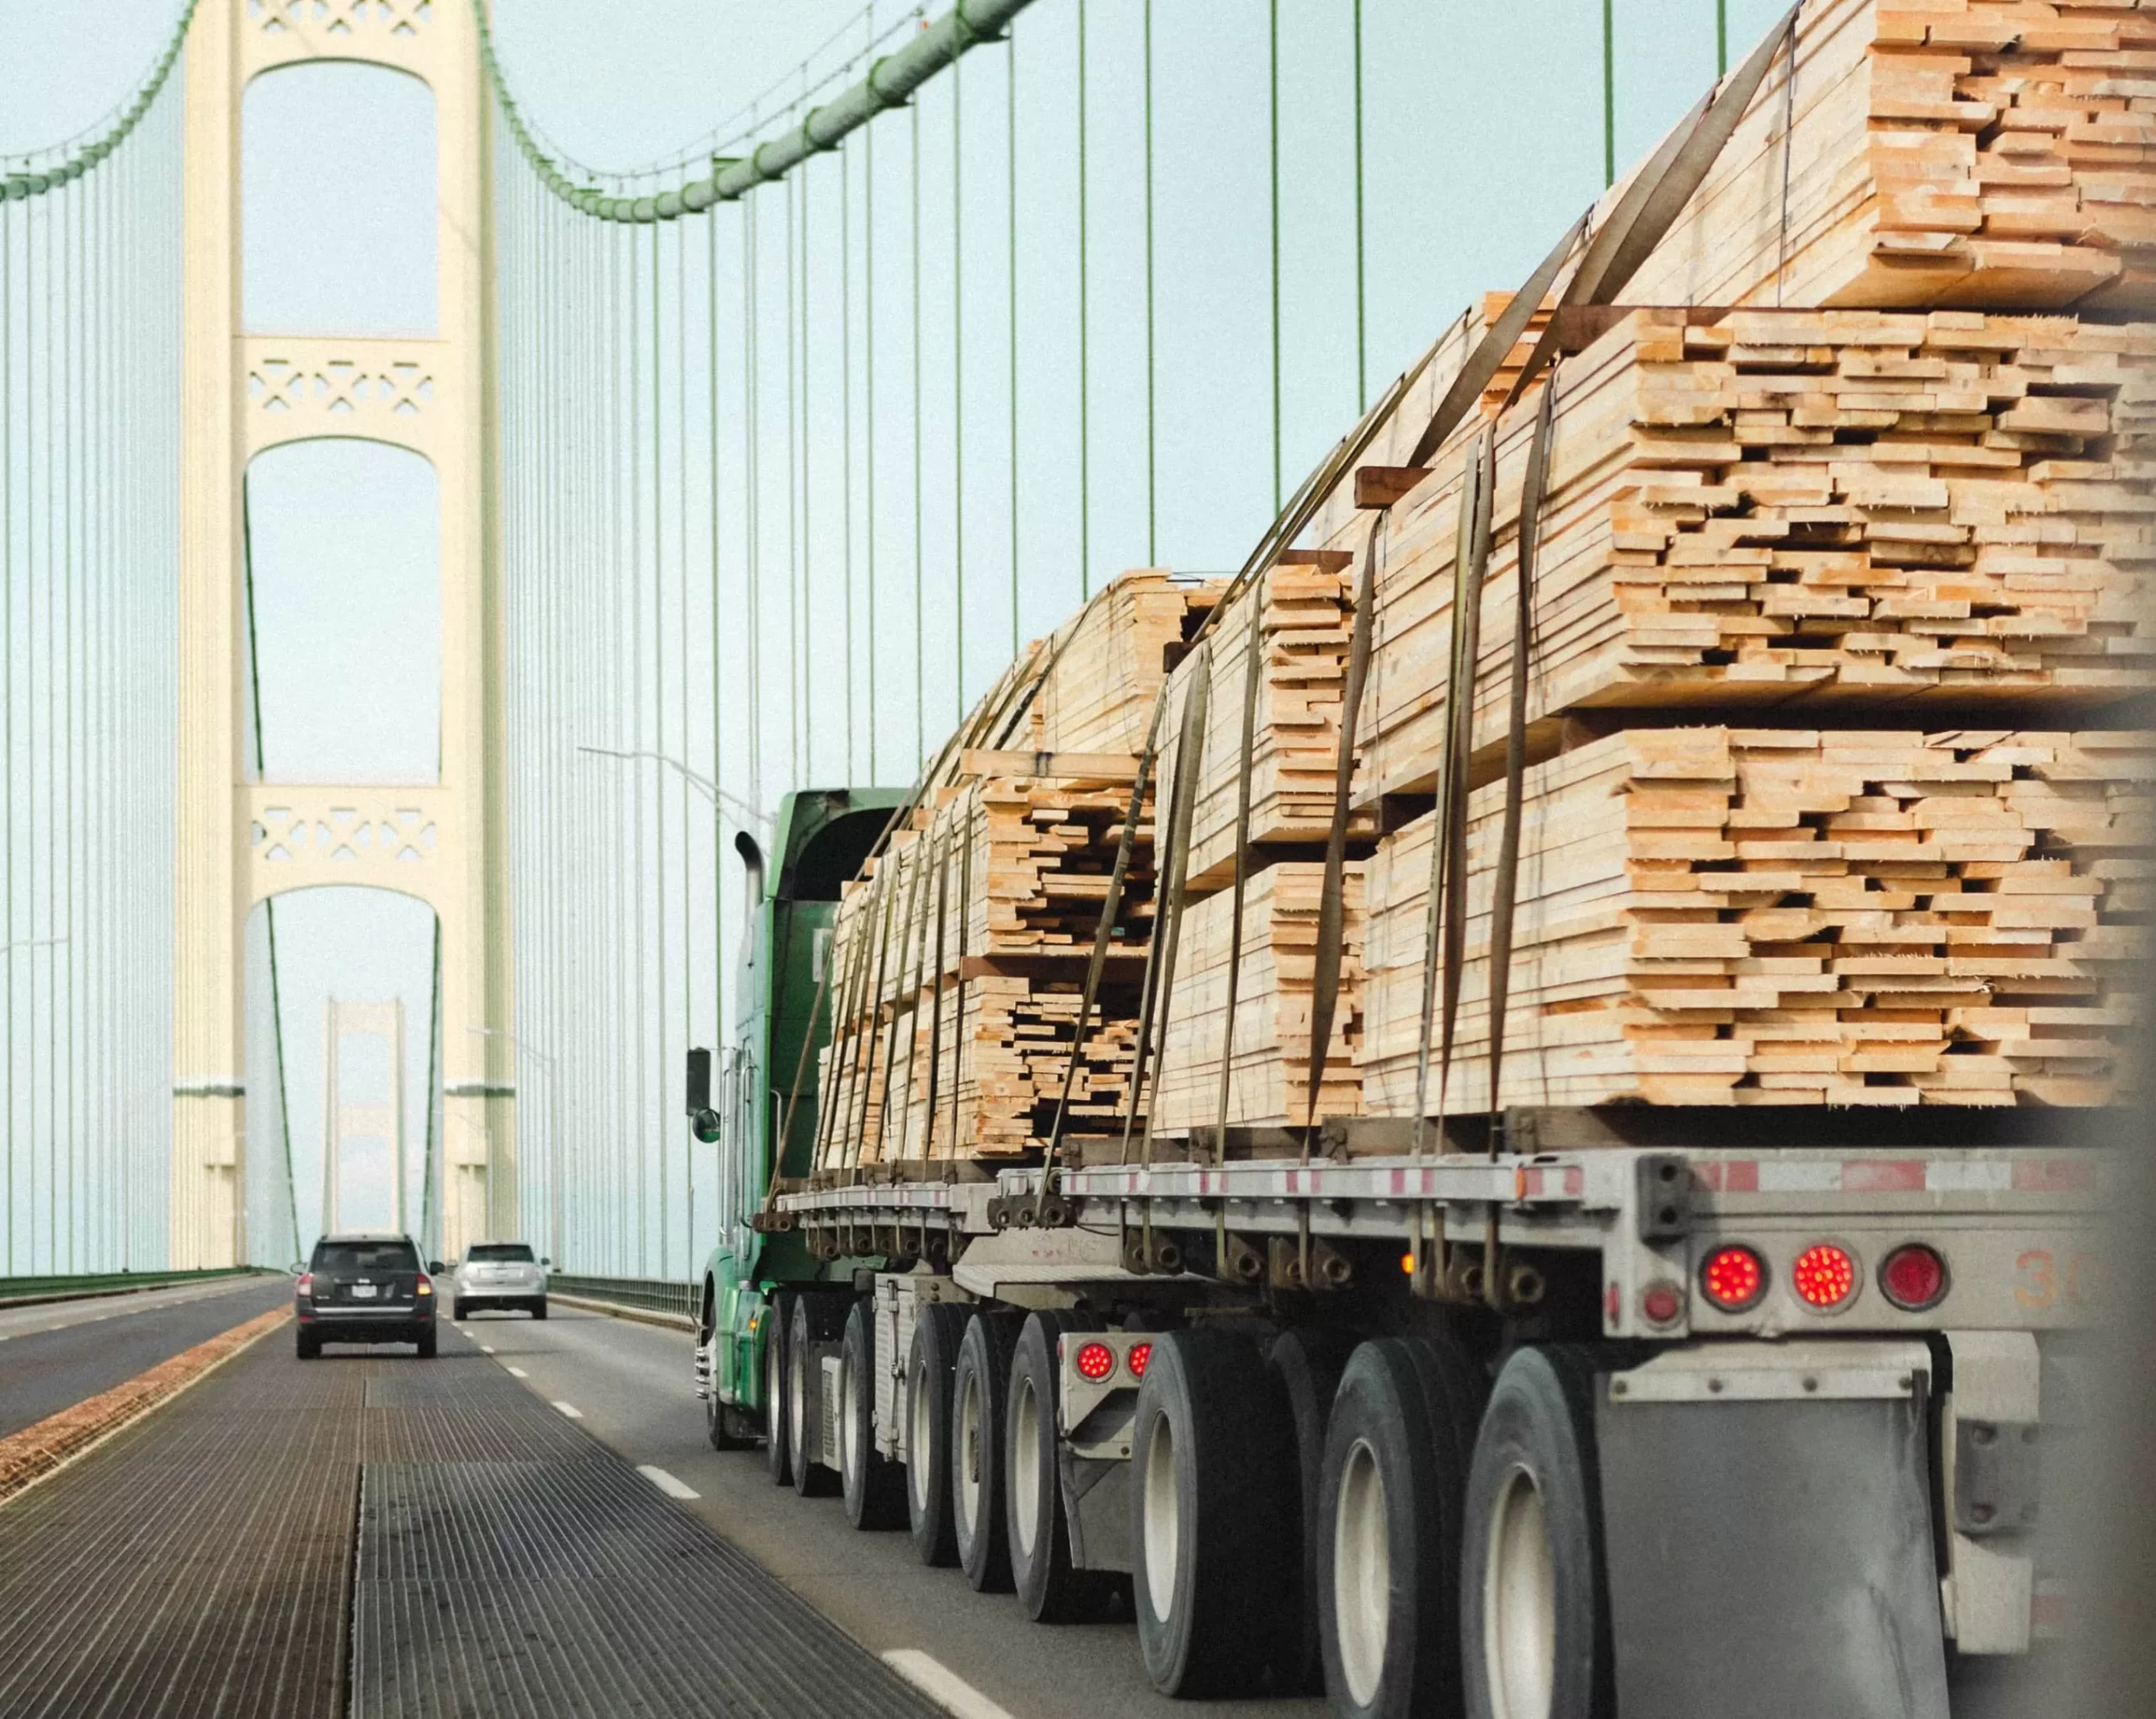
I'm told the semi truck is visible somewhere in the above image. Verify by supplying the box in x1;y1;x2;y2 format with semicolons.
690;782;2105;1719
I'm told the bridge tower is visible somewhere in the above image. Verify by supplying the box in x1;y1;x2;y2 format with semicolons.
170;0;512;1267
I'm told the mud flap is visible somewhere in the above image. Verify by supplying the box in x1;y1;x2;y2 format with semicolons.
1596;1343;1949;1719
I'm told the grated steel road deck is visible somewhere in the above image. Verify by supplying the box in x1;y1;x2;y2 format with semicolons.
0;1327;952;1719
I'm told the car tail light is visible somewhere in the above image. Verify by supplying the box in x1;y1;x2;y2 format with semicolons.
1074;1341;1115;1382
1700;1245;1765;1311
1791;1243;1859;1310
1126;1342;1152;1380
1880;1243;1947;1311
416;1273;434;1297
296;1273;313;1296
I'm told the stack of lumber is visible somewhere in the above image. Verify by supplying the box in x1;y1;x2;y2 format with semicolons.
1358;727;2149;1111
1157;562;1380;894
1615;0;2156;314
1342;306;2156;804
1027;570;1222;755
1153;862;1367;1130
812;569;1226;1170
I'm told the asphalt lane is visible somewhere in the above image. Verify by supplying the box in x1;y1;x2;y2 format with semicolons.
467;1304;1327;1719
0;1273;295;1438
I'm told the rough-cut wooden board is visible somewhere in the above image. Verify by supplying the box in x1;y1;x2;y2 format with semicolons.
1156;566;1380;896
1337;307;2155;806
1153;863;1366;1130
1358;727;2150;1112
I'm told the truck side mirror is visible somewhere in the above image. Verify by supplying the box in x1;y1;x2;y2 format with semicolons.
692;1108;723;1145
686;1046;712;1115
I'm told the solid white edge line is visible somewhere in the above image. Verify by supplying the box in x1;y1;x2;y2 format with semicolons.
879;1650;1019;1719
637;1464;701;1500
550;1399;582;1418
505;1365;528;1378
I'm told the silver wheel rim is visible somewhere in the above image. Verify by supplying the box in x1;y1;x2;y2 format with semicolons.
788;1321;810;1471
841;1348;862;1488
1141;1410;1179;1624
766;1322;782;1439
956;1364;984;1537
1332;1438;1390;1709
1011;1374;1042;1558
1484;1465;1556;1719
910;1362;934;1513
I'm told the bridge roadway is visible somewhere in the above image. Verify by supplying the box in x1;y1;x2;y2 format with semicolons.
0;1297;1319;1719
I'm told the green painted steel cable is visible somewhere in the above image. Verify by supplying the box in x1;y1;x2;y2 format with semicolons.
912;96;925;768
1006;27;1019;662
1718;0;1729;76
841;137;855;782
785;169;800;784
1143;0;1155;563
1270;0;1282;513
708;202;724;1060
3;183;13;1273
1604;0;1616;186
1076;0;1090;600
866;115;879;784
953;51;965;729
419;920;440;1261
1353;0;1367;412
744;192;761;814
0;0;198;199
650;218;669;1277
799;156;812;783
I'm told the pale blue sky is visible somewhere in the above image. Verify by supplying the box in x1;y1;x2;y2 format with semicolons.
4;0;1790;1262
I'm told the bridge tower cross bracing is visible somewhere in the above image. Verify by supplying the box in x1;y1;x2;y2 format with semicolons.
171;0;512;1268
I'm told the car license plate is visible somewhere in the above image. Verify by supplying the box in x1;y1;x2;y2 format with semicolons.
350;1283;377;1299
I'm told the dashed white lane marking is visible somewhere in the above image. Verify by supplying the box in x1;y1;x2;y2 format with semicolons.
505;1365;528;1378
480;1344;495;1353
879;1651;1018;1719
637;1465;700;1500
551;1399;583;1419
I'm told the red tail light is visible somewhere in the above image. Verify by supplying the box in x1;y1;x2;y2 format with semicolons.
1791;1243;1859;1310
1700;1245;1765;1311
296;1273;314;1296
1126;1342;1152;1380
1880;1243;1947;1311
1074;1341;1115;1382
416;1273;434;1297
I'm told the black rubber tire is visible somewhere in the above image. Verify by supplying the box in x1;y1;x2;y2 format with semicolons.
764;1293;795;1487
296;1330;319;1359
451;1300;467;1321
532;1299;547;1321
1129;1327;1297;1696
906;1302;970;1567
1006;1311;1121;1624
1460;1346;1614;1719
952;1309;1022;1593
841;1300;908;1529
1267;1325;1362;1696
788;1292;846;1498
1316;1335;1487;1719
416;1329;438;1359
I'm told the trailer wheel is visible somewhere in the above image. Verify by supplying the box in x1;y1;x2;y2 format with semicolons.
1267;1325;1360;1695
764;1294;793;1487
953;1309;1022;1592
840;1300;907;1529
787;1292;845;1498
1129;1327;1295;1695
1461;1345;1612;1719
906;1302;969;1566
1007;1311;1121;1623
1317;1336;1486;1719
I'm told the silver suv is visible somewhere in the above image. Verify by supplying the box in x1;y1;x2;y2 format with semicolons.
450;1240;549;1320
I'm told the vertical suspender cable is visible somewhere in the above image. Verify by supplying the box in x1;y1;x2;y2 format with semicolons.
1143;0;1155;563
841;141;855;781
744;192;762;816
1006;26;1019;659
3;179;13;1273
1269;0;1282;513
675;218;691;1271
911;97;925;767
652;220;670;1278
631;223;648;1274
866;117;879;783
708;206;724;1087
785;171;799;785
1718;0;1729;76
1353;0;1367;412
953;52;965;726
799;158;813;784
1076;0;1090;600
1604;0;1617;186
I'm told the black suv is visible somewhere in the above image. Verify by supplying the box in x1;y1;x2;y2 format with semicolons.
296;1233;441;1358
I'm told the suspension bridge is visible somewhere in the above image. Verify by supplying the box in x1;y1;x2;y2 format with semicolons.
4;1;2145;1715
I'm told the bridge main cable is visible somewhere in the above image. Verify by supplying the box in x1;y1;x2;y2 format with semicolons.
477;0;1037;222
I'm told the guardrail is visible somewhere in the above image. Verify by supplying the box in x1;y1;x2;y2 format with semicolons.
0;1266;271;1307
547;1274;697;1322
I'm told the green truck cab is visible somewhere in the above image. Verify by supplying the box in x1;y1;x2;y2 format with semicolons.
696;787;905;1446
